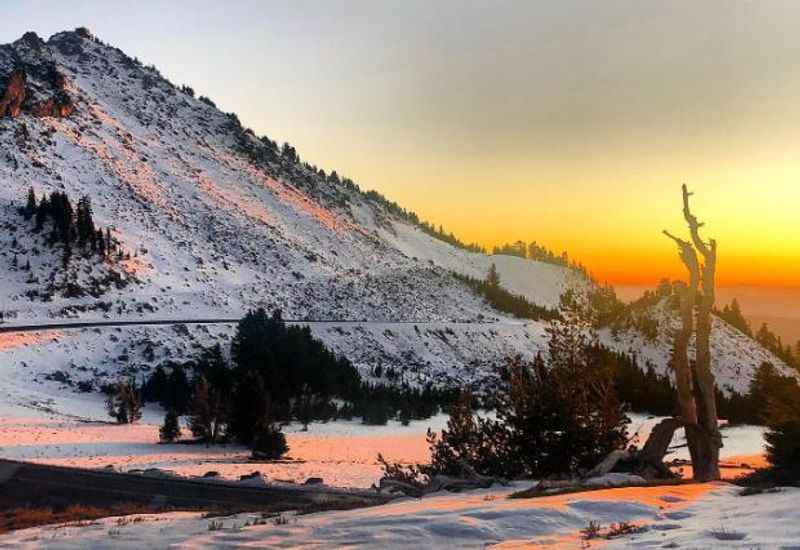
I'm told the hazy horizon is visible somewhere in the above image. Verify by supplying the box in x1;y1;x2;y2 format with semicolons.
4;1;800;288
616;283;800;344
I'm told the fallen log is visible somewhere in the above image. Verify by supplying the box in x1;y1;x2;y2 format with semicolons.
377;460;507;498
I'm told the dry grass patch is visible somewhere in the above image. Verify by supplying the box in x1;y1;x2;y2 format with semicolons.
1;503;155;532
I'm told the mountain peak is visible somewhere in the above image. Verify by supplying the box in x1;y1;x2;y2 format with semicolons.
16;31;46;49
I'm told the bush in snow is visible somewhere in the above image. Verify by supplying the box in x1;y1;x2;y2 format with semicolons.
105;379;142;424
251;425;289;460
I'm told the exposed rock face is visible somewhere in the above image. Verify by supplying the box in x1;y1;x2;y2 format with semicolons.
30;90;74;118
0;69;26;117
0;31;77;119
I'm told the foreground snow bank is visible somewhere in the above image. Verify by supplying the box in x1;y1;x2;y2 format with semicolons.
605;485;800;549
3;483;797;549
0;482;758;549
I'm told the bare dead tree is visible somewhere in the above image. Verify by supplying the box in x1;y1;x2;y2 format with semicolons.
662;184;722;481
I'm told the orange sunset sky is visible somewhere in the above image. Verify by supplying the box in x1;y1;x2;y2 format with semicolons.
6;1;800;288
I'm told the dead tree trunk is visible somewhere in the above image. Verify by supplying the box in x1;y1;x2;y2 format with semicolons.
662;185;722;482
681;185;722;481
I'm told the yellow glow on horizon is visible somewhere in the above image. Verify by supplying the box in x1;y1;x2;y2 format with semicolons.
325;143;800;288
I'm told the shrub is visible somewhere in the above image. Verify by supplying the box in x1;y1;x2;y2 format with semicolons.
251;425;288;460
105;379;142;424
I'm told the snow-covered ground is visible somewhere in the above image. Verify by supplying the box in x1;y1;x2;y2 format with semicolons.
0;408;451;489
2;479;796;549
0;400;768;489
0;403;785;548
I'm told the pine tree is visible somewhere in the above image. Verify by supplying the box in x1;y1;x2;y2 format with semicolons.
105;227;113;257
24;187;36;219
159;409;181;443
228;370;273;445
251;424;288;460
96;228;106;257
486;263;500;289
765;421;800;482
76;195;96;247
105;380;142;424
188;376;225;445
422;293;628;479
34;196;49;232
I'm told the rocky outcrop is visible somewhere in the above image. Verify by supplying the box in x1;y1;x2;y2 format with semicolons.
0;69;26;118
0;67;74;119
30;90;74;118
0;31;77;120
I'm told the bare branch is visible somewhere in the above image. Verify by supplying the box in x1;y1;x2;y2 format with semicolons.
663;230;700;281
682;184;714;261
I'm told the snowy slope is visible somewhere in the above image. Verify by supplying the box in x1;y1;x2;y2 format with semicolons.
0;29;789;418
601;298;796;395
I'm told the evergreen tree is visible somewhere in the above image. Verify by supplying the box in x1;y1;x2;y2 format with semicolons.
765;421;800;483
24;187;36;219
34;196;49;232
251;424;289;460
719;298;751;336
188;376;225;445
159;409;181;443
105;380;142;424
486;263;500;289
454;271;560;322
228;370;274;445
106;228;113;257
96;228;106;257
167;364;192;413
76;195;96;248
760;365;800;483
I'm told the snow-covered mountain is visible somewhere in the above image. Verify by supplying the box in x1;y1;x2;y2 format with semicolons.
0;29;790;417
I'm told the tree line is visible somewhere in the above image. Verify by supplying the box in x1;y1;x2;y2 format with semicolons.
453;266;561;322
106;309;458;458
716;298;800;374
492;240;589;277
